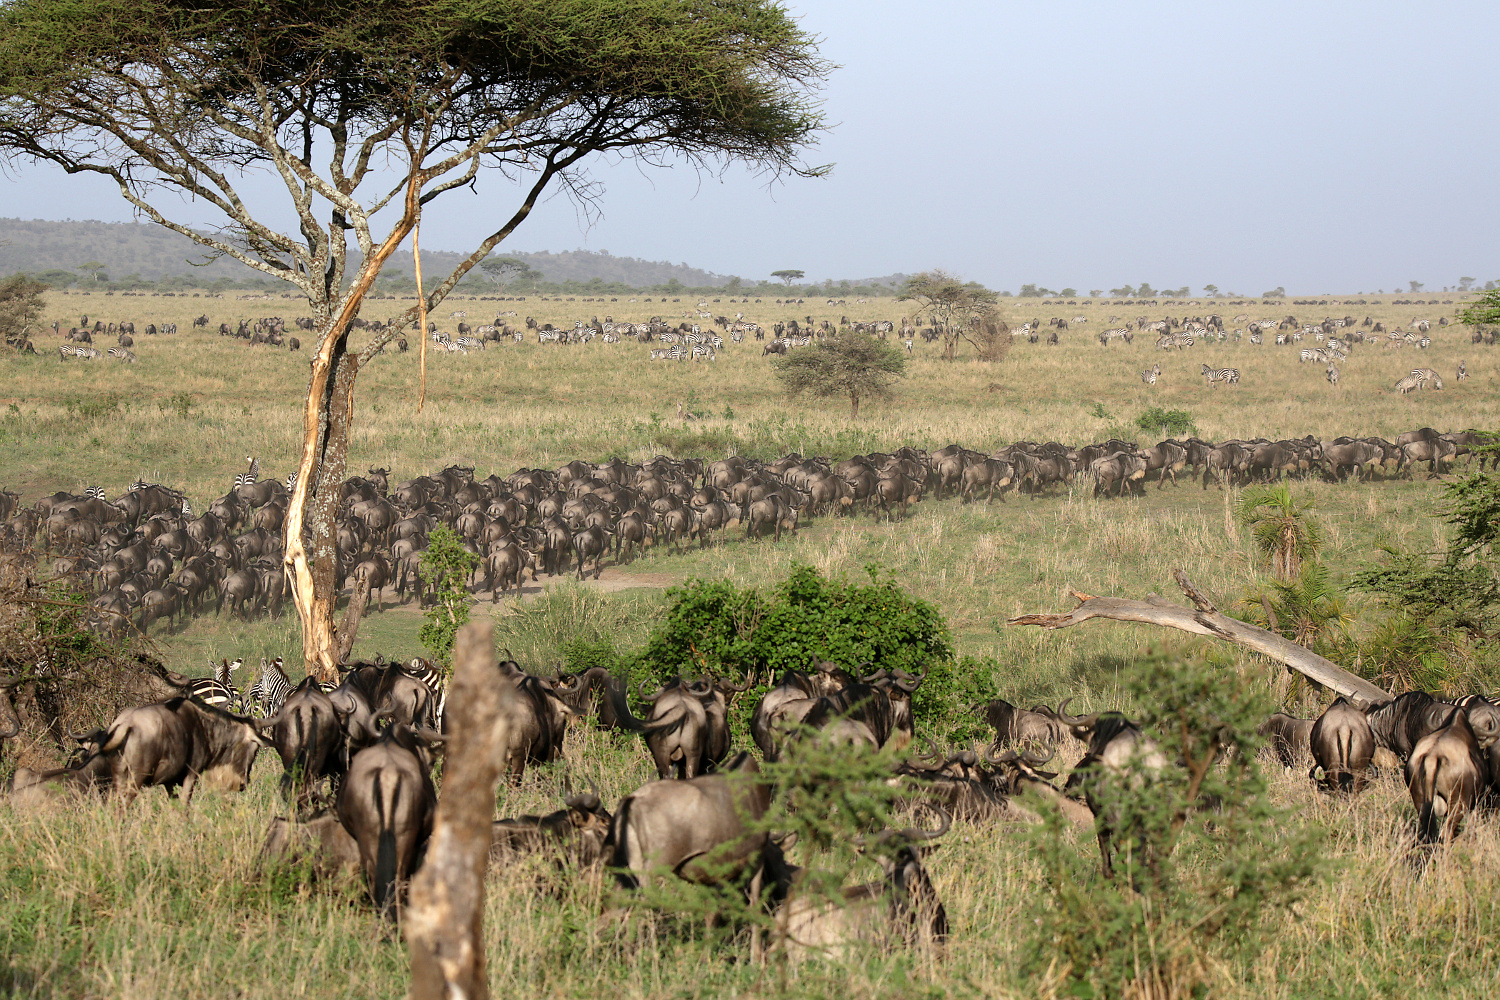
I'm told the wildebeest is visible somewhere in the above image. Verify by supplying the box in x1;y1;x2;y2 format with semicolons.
336;724;438;919
490;789;613;867
797;668;924;754
610;751;790;901
1406;713;1488;844
258;810;363;878
1366;691;1500;760
775;808;951;963
1060;709;1169;878
263;676;345;807
496;659;573;783
750;661;856;762
1309;698;1375;793
1257;712;1314;768
977;697;1070;747
18;697;271;803
612;676;740;780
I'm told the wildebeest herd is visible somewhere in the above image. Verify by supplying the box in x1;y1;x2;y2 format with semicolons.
0;424;1487;643
7;634;1498;961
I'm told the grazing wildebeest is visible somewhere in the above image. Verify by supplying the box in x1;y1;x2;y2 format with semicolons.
258;811;363;878
977;697;1070;747
776;808;951;963
336;724;438;919
1257;713;1314;768
1406;713;1488;844
610;751;790;902
1309;698;1375;793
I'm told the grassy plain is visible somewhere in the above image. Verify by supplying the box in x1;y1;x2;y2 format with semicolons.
2;288;1498;998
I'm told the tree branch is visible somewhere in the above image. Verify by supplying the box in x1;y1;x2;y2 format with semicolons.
1007;569;1392;703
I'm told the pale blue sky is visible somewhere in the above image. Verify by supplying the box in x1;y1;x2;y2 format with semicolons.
5;0;1495;293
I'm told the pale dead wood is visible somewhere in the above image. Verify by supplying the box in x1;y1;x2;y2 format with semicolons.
1008;569;1392;704
406;621;515;1000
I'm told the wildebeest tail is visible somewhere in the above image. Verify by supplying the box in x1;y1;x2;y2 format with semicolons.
372;772;401;917
609;795;639;888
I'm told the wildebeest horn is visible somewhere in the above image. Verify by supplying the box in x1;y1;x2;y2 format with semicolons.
1054;699;1097;728
946;749;979;769
983;745;1022;766
637;679;666;702
893;673;924;693
915;738;942;762
1021;743;1056;767
901;805;952;841
719;677;750;693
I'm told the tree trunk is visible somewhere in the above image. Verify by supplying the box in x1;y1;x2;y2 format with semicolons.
406;620;514;1000
284;183;423;683
849;391;859;419
1007;569;1392;704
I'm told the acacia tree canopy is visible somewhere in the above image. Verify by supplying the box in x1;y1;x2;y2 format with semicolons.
0;0;830;679
769;333;907;419
898;270;999;361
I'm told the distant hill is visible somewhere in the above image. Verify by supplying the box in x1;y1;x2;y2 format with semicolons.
0;218;742;288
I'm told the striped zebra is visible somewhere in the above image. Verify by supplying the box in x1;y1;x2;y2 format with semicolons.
246;656;294;717
648;348;672;360
285;470;298;493
710;335;725;350
1200;364;1240;386
186;658;245;712
903;337;914;353
1249;329;1263;345
1394;374;1422;395
1325;365;1340;385
59;345;100;360
403;658;447;728
537;329;563;344
602;330;620;344
691;343;716;362
1410;368;1444;390
1418;337;1432;349
664;345;686;362
1299;348;1327;363
454;336;483;352
511;329;524;343
107;347;137;363
1458;361;1468;381
1140;363;1161;385
788;335;811;347
729;329;744;343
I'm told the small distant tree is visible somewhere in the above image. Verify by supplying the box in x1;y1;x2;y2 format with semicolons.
1058;287;1078;297
1135;281;1156;298
769;332;907;418
1409;280;1425;293
1203;283;1219;296
898;270;998;361
0;273;47;349
479;257;533;288
75;261;106;284
1018;283;1042;298
1088;289;1103;298
1109;285;1135;298
771;269;805;287
1262;286;1287;298
1459;276;1477;292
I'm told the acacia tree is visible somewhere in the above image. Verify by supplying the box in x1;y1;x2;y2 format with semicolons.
898;270;998;361
769;333;907;418
771;269;805;287
0;0;828;681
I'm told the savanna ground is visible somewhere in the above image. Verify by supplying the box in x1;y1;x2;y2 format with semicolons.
2;288;1498;998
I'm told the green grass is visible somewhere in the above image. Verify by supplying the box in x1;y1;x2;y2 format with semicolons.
3;289;1499;998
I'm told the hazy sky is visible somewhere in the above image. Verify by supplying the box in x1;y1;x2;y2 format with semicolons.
5;0;1496;294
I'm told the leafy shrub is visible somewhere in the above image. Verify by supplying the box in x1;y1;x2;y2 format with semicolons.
63;394;122;420
1135;405;1196;438
1026;652;1322;999
417;527;477;667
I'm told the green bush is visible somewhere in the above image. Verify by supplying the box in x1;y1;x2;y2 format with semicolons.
63;394;122;420
1027;652;1322;998
417;526;477;668
1135;405;1196;438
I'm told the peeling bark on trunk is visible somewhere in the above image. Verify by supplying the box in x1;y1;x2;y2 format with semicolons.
336;574;371;665
406;621;514;1000
1007;569;1392;704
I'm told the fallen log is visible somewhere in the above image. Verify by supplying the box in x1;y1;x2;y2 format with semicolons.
1008;569;1391;705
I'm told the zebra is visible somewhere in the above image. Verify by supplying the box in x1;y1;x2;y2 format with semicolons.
710;335;725;350
285;470;298;494
1325;364;1340;385
537;329;563;344
107;347;137;363
186;658;245;712
1299;348;1326;363
602;330;620;344
690;343;716;362
58;345;100;360
454;336;483;352
402;658;447;728
246;656;294;717
1394;374;1422;395
1410;368;1444;390
1200;364;1240;386
903;337;914;354
181;496;193;519
1140;363;1161;385
1249;329;1264;345
1418;337;1432;349
1458;361;1468;381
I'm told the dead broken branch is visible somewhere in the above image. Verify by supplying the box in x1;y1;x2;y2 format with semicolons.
1009;569;1391;704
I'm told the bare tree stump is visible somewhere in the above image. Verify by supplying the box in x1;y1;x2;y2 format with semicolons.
406;621;514;1000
